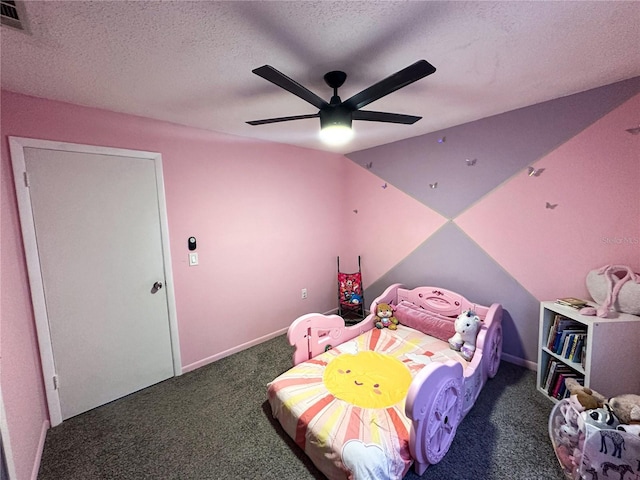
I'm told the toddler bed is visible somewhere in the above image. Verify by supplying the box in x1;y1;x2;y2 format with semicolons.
267;283;503;479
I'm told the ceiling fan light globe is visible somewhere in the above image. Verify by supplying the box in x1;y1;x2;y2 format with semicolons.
319;125;353;145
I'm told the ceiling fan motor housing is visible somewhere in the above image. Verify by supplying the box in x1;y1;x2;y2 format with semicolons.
320;105;352;129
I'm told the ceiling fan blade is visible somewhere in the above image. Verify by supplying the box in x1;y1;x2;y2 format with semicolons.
352;110;422;124
246;113;320;126
253;65;329;110
343;60;436;111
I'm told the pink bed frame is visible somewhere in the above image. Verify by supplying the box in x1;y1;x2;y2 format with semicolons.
286;283;503;475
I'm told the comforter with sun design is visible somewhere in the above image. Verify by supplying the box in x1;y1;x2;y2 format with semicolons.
267;325;468;480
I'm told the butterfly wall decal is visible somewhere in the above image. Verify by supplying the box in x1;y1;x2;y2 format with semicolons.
353;209;358;214
466;158;477;166
438;136;446;144
625;125;640;135
381;183;388;189
429;182;438;189
545;202;558;209
365;162;373;169
528;167;545;177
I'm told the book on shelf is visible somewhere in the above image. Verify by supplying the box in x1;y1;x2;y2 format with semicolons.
547;365;574;396
558;330;587;357
547;316;587;354
553;326;586;354
543;360;559;392
546;317;559;350
541;357;583;398
543;361;568;392
555;297;588;309
542;360;557;391
560;333;575;357
550;373;566;397
565;334;576;358
567;333;586;362
554;372;578;399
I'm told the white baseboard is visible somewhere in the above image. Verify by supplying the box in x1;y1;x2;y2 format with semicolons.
181;309;374;374
502;352;537;371
182;320;536;375
181;327;289;373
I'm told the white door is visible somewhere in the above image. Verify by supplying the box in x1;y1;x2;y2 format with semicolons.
10;138;180;425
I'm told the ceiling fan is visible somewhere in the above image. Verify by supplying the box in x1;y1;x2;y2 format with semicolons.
246;60;436;145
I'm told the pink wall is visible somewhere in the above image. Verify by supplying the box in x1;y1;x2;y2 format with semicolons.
456;93;640;300
343;85;639;364
4;86;638;479
1;138;49;479
338;159;448;282
0;90;348;479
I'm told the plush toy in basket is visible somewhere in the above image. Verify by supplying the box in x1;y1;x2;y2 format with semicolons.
564;378;606;411
610;394;640;436
549;381;640;480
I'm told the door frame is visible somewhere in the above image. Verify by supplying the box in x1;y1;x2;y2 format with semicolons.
9;137;182;427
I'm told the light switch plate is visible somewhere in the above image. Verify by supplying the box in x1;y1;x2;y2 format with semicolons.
189;252;199;266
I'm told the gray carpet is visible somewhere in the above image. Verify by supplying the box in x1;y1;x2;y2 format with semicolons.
38;334;565;480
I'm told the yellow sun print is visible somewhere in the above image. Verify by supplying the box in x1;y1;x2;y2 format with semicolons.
323;351;412;408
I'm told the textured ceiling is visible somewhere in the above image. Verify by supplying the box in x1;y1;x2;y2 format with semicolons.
1;1;639;154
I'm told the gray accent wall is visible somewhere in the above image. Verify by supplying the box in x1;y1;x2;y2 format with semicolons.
366;222;540;361
347;76;640;364
349;77;640;219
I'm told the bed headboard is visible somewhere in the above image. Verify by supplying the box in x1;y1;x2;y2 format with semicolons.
396;287;489;319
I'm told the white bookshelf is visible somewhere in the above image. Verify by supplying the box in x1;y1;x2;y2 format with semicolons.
537;301;640;402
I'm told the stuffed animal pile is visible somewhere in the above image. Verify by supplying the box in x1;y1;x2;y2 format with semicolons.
561;380;640;434
551;400;583;474
551;379;640;479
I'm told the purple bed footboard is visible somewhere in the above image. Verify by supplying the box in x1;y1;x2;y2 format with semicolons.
285;283;503;475
287;312;376;365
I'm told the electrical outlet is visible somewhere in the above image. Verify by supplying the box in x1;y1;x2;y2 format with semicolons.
301;288;308;299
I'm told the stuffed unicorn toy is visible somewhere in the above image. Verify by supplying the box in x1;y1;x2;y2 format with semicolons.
448;310;482;361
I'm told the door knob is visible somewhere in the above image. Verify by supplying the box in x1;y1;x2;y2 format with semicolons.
151;281;163;293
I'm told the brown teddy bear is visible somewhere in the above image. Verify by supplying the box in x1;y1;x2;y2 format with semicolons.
564;378;606;411
374;303;398;330
609;393;640;434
